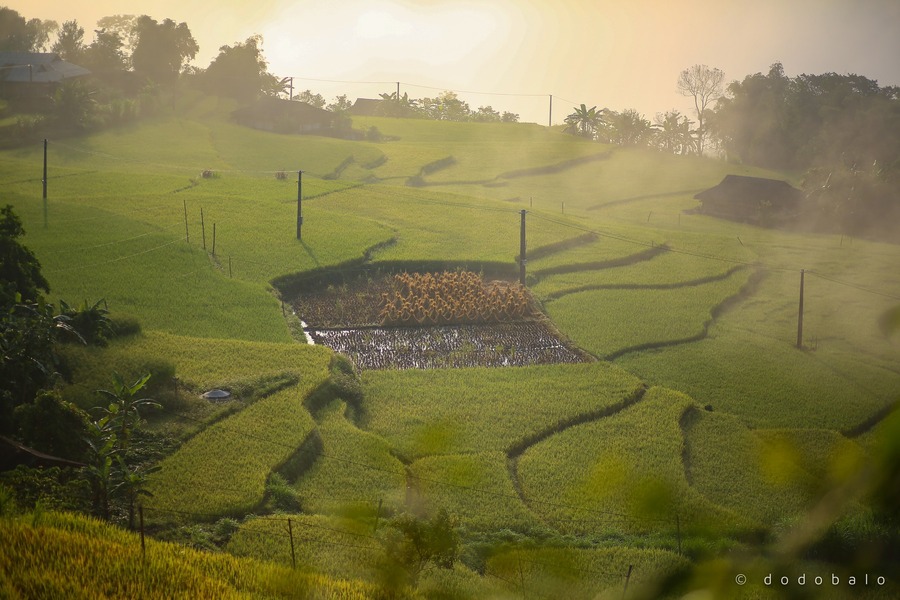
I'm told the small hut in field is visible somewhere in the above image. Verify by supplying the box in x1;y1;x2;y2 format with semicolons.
694;175;802;225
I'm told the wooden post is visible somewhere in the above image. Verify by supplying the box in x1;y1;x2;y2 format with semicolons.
287;518;296;569
139;505;146;561
228;256;232;278
373;498;383;535
519;210;527;286
548;94;552;127
518;554;527;600
296;170;303;240
200;207;206;250
211;223;216;256
183;200;190;244
42;139;48;227
797;269;805;349
676;514;682;554
622;564;633;599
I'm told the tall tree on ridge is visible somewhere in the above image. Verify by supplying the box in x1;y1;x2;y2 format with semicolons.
131;16;197;84
677;64;725;155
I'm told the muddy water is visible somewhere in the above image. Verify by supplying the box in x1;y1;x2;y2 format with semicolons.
310;322;589;370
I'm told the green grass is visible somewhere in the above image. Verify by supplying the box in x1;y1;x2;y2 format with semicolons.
227;513;382;581
145;353;330;519
3;104;899;596
615;321;900;431
409;452;540;533
680;408;817;527
293;401;406;516
485;546;690;600
545;267;750;359
362;362;643;460
516;388;748;535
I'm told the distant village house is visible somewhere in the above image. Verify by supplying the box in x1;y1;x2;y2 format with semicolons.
232;97;337;135
347;97;382;116
0;52;91;107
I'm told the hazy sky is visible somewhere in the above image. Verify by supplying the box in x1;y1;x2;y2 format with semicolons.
11;0;900;124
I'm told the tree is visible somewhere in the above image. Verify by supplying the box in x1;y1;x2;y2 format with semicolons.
420;91;470;121
473;105;501;122
53;80;96;129
501;111;519;123
0;299;82;433
295;89;325;108
81;28;127;75
606;108;654;146
0;206;49;308
564;104;604;139
131;16;198;83
677;64;725;155
0;8;57;52
377;91;418;118
654;110;694;155
95;15;137;61
51;20;85;62
87;372;159;523
95;372;160;456
326;94;352;112
379;509;459;588
203;35;278;102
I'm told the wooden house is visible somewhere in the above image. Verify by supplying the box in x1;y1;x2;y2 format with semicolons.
232;97;336;134
0;52;91;106
694;175;803;225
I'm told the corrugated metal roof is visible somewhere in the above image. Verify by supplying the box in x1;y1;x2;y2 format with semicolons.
0;52;91;84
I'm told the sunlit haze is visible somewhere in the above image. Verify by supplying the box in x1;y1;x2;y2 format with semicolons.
11;0;900;123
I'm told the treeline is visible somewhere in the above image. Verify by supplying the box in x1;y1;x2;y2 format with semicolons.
565;63;900;237
1;6;521;138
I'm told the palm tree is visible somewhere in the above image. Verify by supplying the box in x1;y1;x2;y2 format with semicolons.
564;104;604;139
378;91;418;117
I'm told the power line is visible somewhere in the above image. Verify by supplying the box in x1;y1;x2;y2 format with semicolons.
43;237;185;274
284;75;550;99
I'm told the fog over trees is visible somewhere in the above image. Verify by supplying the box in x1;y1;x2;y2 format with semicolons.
2;6;899;236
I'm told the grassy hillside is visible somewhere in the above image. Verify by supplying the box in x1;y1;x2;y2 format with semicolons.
2;102;898;597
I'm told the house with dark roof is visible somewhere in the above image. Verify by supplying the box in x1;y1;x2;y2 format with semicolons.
348;97;383;116
694;175;803;225
232;97;336;134
0;52;91;105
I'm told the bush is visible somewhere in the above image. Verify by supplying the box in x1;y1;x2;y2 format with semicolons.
109;314;141;338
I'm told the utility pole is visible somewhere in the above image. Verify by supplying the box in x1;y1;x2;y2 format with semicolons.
519;210;527;285
797;269;805;349
42;139;48;227
548;95;553;127
296;170;303;240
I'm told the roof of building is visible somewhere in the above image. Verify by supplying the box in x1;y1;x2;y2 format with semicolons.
0;52;91;84
348;97;382;115
694;174;802;204
232;96;334;121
